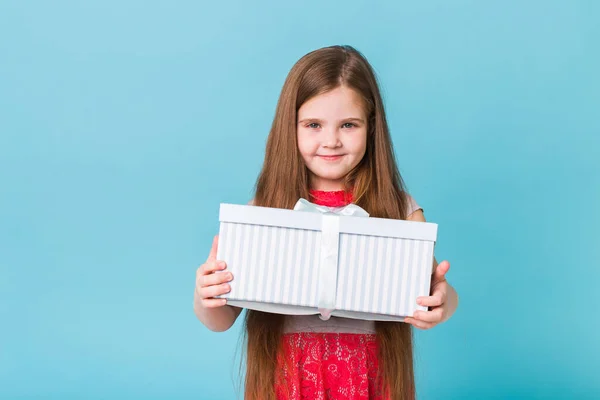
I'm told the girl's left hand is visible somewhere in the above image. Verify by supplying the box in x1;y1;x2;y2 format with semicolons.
404;260;451;330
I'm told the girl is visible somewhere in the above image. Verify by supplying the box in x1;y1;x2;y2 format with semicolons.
194;45;459;400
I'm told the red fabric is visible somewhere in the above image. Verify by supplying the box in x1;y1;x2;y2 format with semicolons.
276;332;387;400
275;190;388;400
309;189;354;207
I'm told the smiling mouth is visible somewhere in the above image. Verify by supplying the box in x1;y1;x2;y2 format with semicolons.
318;155;344;161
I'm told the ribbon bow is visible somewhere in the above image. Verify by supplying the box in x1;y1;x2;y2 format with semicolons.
293;198;369;320
293;198;370;218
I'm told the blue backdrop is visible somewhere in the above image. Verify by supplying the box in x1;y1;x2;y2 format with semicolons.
1;1;598;399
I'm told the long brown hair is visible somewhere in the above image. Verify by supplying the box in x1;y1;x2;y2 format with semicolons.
243;45;415;400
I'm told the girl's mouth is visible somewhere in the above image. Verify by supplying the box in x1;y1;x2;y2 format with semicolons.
318;155;344;161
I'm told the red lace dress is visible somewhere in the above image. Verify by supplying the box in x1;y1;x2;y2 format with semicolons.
275;189;390;400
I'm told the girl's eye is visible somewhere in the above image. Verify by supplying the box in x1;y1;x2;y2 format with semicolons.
307;122;320;129
342;122;355;129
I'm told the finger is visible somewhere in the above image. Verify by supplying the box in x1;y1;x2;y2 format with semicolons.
412;308;444;323
200;298;228;308
432;260;450;284
207;235;219;262
201;270;233;288
404;317;434;330
438;289;448;305
196;261;227;288
198;283;231;299
197;260;227;281
416;292;444;307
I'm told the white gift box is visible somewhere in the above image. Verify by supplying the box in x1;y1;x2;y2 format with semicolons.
215;200;438;322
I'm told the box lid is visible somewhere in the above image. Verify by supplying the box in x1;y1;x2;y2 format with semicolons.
219;203;438;242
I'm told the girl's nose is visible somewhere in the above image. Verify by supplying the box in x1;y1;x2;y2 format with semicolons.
322;128;342;148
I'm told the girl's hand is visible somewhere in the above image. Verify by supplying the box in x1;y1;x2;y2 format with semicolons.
404;260;451;330
195;235;233;309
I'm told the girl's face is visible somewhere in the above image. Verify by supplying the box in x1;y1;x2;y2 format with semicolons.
297;85;368;191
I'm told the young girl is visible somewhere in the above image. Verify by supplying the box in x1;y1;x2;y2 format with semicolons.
194;45;459;400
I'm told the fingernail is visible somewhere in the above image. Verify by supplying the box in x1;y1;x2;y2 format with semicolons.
218;261;226;268
227;273;233;280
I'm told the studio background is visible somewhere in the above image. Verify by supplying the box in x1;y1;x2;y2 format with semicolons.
1;1;598;399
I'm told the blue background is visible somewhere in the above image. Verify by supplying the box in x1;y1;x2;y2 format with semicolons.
1;1;598;399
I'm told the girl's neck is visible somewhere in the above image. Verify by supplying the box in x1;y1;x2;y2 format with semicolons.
308;174;348;192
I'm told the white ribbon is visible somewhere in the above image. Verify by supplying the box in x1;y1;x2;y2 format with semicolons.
293;198;369;320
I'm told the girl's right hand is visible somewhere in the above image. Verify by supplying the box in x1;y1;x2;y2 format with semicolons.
195;235;233;308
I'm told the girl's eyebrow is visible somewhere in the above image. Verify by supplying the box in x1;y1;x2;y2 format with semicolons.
297;117;324;124
298;117;365;124
343;117;365;124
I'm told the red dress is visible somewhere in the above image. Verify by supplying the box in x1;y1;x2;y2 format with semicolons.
275;190;388;400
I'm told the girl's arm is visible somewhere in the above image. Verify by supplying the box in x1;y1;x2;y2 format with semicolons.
407;209;459;323
431;257;459;322
193;294;243;332
194;235;244;332
193;199;255;332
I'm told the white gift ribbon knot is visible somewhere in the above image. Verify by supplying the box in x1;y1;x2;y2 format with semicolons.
293;198;369;320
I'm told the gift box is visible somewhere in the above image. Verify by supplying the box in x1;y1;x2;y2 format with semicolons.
215;199;438;321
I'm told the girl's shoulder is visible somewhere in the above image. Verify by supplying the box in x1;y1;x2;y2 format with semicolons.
404;192;422;217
